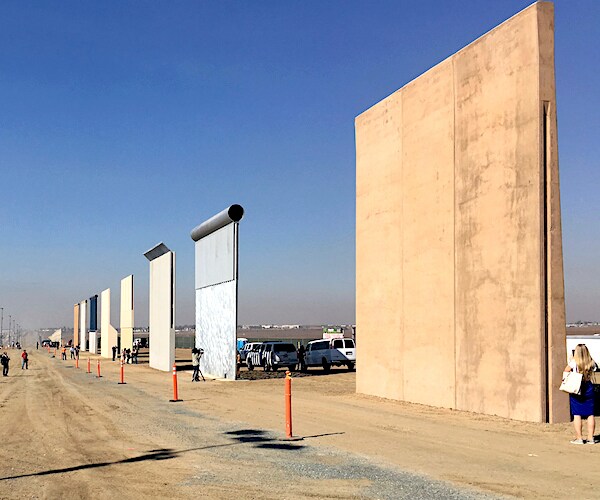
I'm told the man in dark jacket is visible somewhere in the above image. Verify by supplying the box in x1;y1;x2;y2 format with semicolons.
1;352;10;376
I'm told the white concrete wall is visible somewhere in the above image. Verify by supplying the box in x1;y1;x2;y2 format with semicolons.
100;288;117;359
80;300;87;351
89;331;98;354
149;251;175;372
120;275;134;351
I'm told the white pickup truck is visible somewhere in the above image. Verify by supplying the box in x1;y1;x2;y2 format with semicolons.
303;338;356;371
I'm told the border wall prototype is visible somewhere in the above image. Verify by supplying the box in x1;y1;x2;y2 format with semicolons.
100;288;118;359
144;243;176;372
79;299;87;351
191;205;244;380
120;275;134;351
355;2;567;422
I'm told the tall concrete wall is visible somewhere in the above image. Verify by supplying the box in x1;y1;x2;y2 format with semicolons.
120;275;134;351
190;205;243;380
100;288;117;359
355;2;567;422
73;304;79;349
145;243;175;372
79;300;87;351
89;331;98;354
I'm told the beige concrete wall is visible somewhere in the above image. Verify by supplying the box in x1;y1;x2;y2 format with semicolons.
120;275;134;351
100;288;118;359
355;2;568;422
149;252;175;372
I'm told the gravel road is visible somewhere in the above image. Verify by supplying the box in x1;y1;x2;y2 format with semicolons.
0;349;498;499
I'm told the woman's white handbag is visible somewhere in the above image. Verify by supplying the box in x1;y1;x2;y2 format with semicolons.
560;371;583;395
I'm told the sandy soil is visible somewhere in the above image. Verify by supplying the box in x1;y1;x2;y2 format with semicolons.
0;348;597;499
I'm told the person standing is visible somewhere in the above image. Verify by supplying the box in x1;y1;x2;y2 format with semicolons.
564;344;598;445
112;345;117;361
61;347;67;360
1;352;10;376
298;344;306;372
191;348;200;382
36;341;39;350
21;350;28;370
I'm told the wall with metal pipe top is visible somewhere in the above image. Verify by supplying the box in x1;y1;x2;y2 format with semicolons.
191;205;243;380
190;205;244;242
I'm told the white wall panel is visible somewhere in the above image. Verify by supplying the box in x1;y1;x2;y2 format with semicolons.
80;300;87;351
149;251;175;372
195;224;235;289
196;280;237;380
100;288;117;359
120;275;134;350
89;331;97;354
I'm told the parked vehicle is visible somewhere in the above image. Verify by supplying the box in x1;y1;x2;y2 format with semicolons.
304;338;356;371
262;342;298;372
240;342;262;364
246;343;265;371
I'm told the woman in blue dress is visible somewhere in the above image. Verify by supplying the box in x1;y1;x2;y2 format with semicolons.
564;344;597;445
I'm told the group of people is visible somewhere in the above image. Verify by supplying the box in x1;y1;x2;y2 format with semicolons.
0;349;29;375
112;345;139;364
122;347;138;364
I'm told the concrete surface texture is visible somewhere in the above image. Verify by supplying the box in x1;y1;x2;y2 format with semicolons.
79;299;87;351
120;275;134;351
100;288;118;359
89;331;97;354
355;1;567;422
73;303;79;349
148;250;175;372
197;280;237;379
194;222;239;380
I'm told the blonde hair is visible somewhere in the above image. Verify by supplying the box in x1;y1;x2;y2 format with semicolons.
574;344;596;381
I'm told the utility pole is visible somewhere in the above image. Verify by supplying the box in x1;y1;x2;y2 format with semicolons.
0;307;3;346
8;315;11;345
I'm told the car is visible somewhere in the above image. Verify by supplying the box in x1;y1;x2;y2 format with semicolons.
262;342;298;372
246;343;265;371
240;342;261;364
304;338;356;371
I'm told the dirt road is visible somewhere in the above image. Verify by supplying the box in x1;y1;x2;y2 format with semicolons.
0;349;596;499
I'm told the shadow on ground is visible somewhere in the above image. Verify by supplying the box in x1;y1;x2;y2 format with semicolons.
2;429;305;481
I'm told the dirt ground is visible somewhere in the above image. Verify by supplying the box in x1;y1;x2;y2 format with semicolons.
0;348;598;499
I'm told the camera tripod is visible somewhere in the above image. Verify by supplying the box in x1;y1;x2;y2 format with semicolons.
194;350;205;382
194;367;205;382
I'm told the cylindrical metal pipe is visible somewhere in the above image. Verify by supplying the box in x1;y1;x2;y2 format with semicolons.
190;205;244;241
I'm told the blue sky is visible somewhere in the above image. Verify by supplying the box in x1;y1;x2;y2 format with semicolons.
0;1;598;329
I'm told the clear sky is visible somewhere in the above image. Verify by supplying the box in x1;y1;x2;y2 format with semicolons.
0;1;598;330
